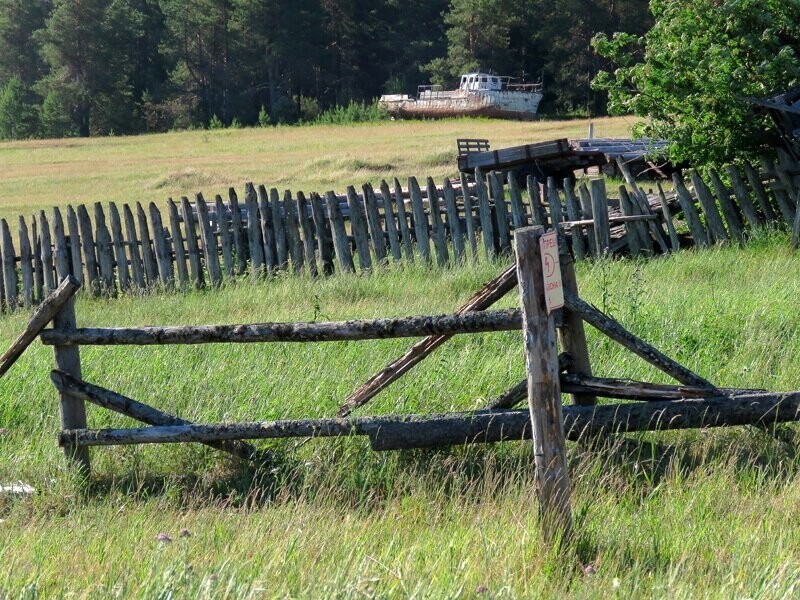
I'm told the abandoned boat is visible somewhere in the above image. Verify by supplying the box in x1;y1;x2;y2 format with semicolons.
379;72;543;120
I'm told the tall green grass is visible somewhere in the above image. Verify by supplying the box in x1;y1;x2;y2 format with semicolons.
1;233;800;597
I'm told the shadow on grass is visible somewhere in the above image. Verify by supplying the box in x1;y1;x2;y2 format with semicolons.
76;423;800;514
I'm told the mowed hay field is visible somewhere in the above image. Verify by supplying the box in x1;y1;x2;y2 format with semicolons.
0;116;633;224
3;119;800;597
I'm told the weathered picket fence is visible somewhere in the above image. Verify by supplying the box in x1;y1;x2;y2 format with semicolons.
1;147;800;313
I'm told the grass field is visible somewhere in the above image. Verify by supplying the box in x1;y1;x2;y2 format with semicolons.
0;116;634;226
2;227;800;597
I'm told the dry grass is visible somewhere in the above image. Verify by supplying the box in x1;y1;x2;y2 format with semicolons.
0;116;633;226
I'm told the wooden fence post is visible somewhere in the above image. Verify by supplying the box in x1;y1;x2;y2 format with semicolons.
53;284;90;476
514;226;572;545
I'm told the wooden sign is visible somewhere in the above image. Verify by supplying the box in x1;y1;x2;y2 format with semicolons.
539;231;564;313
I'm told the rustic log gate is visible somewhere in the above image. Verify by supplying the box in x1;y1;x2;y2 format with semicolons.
2;225;798;543
2;148;800;314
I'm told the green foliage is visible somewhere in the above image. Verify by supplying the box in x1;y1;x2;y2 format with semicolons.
207;113;224;129
314;100;388;125
592;0;800;166
257;105;270;127
38;88;74;138
0;75;39;139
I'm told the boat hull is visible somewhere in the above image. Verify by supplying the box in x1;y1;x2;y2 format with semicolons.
381;89;542;121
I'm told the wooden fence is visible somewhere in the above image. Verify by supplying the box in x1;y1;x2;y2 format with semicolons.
2;147;800;313
2;225;800;547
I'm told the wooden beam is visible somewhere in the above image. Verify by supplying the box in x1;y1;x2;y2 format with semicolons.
58;391;800;449
51;370;258;462
337;264;518;417
0;276;81;378
563;290;714;388
41;309;522;346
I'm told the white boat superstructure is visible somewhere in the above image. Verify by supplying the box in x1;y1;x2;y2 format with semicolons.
380;72;543;120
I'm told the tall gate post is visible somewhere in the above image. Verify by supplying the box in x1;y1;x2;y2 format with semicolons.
514;226;572;544
52;280;90;476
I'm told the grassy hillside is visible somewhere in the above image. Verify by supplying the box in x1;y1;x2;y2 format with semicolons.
0;116;633;225
2;233;800;597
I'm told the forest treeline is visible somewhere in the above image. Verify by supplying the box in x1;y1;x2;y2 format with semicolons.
0;0;650;139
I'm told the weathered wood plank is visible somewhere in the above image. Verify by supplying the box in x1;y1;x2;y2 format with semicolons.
108;203;130;292
253;186;275;273
577;183;596;257
427;177;449;266
489;171;511;254
515;226;572;543
193;194;220;286
76;204;100;294
393;178;414;261
379;180;402;262
31;217;43;303
149;202;175;289
346;185;372;270
39;211;56;294
527;175;549;228
689;170;728;242
656;183;680;251
66;206;83;284
93;204;116;295
0;276;81;378
284;190;304;274
409;177;432;264
475;169;495;258
725;165;761;229
229;188;248;274
672;173;709;246
52;208;71;282
545;178;564;236
18;217;34;307
215;195;236;278
363;183;388;265
123;205;146;289
180;197;204;289
444;179;465;263
243;186;265;277
166;200;188;289
563;181;585;261
41;309;522;346
744;161;777;222
762;157;796;224
296;191;318;277
135;202;159;285
708;168;744;242
622;187;653;254
507;173;528;229
460;173;478;260
618;187;641;257
616;158;670;252
311;192;334;275
590;179;611;255
0;219;19;310
326;190;355;273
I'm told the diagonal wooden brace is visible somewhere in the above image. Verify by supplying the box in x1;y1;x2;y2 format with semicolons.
50;370;260;462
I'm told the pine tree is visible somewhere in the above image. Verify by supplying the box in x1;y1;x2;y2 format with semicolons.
0;76;39;139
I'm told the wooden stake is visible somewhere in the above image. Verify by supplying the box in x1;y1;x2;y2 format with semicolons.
514;226;572;544
53;285;90;475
